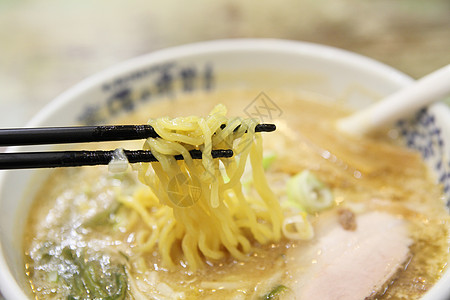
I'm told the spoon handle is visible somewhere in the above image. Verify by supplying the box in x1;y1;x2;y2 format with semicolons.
337;64;450;136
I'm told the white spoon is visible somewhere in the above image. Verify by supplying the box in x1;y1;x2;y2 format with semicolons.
337;64;450;136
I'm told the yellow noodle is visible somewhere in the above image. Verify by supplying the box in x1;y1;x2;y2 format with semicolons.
158;218;177;267
123;104;289;270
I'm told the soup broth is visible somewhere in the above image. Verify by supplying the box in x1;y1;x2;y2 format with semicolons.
23;90;449;299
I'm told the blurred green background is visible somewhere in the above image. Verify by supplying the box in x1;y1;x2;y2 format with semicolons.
0;0;449;127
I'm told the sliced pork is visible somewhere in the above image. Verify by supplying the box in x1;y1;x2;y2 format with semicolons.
287;211;412;300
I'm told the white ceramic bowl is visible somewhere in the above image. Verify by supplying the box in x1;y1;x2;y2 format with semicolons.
0;39;449;299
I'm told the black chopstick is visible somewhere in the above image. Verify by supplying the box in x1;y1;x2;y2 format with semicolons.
0;149;234;169
0;125;157;147
0;124;276;147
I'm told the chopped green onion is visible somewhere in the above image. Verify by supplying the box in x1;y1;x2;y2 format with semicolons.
286;170;333;214
282;213;314;240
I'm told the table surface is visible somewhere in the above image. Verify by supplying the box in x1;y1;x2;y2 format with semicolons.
0;0;449;298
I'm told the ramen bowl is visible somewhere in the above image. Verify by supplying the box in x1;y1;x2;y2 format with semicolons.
0;39;449;299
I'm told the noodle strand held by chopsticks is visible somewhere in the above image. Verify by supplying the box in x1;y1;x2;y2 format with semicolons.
121;104;286;270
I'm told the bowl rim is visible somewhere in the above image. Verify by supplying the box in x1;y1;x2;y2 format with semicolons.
0;38;432;299
24;38;414;128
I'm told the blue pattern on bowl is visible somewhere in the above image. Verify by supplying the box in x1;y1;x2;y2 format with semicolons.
397;108;450;205
77;61;214;125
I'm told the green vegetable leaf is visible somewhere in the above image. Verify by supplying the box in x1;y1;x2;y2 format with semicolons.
61;248;128;300
83;202;121;228
35;245;128;300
